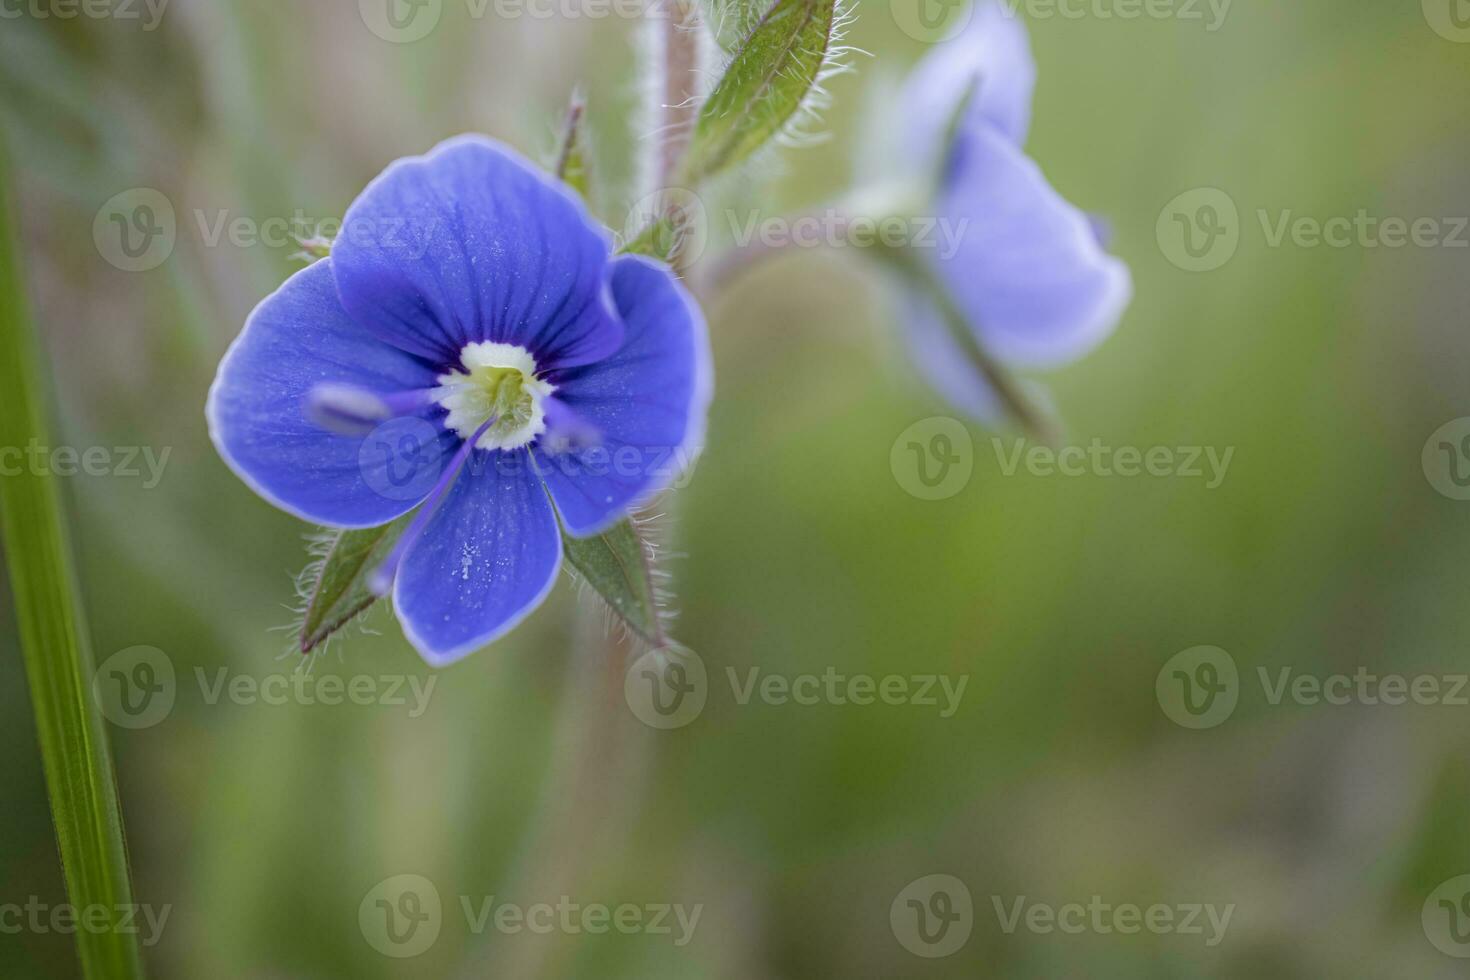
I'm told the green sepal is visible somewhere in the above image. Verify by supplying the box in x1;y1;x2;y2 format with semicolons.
561;519;667;649
298;517;409;654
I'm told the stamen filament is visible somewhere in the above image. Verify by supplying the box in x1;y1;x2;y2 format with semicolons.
367;415;497;597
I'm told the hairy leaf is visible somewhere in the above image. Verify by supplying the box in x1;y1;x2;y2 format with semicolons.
562;520;666;648
299;517;408;653
680;0;840;181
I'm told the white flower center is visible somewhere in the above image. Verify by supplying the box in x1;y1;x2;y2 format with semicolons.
435;342;554;451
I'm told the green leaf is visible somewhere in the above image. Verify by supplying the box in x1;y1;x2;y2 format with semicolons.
298;517;409;654
0;145;145;979
679;0;841;182
562;520;667;648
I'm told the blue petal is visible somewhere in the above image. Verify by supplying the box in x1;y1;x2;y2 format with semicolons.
332;134;624;370
392;449;562;666
931;124;1131;368
206;260;458;528
904;0;1035;165
533;255;713;537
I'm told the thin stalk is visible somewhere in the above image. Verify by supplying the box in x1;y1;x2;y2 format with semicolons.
885;244;1060;445
0;150;145;976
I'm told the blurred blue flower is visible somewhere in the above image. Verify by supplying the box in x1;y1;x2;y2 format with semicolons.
901;3;1131;422
207;136;712;665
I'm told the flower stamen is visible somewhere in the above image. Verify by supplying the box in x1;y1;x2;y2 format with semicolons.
435;342;554;451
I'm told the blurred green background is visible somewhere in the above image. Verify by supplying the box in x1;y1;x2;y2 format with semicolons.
4;1;1470;977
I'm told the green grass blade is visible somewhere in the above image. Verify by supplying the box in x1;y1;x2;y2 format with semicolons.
0;146;146;979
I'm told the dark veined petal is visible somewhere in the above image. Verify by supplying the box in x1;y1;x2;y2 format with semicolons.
332;134;624;370
392;450;562;666
533;255;713;537
931;124;1132;369
206;260;457;528
903;0;1036;167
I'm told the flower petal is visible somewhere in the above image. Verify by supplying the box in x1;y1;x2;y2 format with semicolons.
331;134;624;369
903;0;1035;165
392;449;562;666
206;260;457;528
533;255;713;537
903;291;1007;424
932;124;1131;368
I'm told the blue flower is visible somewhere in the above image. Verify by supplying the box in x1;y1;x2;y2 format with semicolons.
901;3;1131;422
207;135;712;665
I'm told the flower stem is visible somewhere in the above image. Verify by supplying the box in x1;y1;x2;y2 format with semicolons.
656;0;702;193
883;243;1062;445
0;148;145;977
